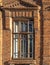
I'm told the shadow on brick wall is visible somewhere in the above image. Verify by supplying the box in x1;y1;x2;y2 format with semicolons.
4;61;10;65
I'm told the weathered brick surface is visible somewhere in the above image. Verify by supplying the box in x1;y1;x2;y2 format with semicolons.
42;0;50;65
0;11;3;65
0;0;50;65
2;11;11;65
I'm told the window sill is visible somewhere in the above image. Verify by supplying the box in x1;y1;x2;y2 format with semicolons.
8;58;36;64
12;58;34;60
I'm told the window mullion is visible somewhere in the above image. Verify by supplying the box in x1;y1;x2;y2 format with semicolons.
28;21;30;58
32;21;34;58
32;21;33;32
13;39;16;58
32;38;33;58
23;37;24;58
22;39;24;57
19;22;21;58
18;34;20;58
20;34;22;58
15;39;16;58
18;22;20;58
15;22;16;33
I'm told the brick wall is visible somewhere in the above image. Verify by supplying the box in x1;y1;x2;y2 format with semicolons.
41;0;50;65
0;0;50;65
0;11;3;65
2;11;11;65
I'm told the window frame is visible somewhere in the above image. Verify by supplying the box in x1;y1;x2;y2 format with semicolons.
12;19;35;59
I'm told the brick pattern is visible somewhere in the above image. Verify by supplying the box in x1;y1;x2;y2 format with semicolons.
0;11;3;65
0;0;50;65
41;1;50;65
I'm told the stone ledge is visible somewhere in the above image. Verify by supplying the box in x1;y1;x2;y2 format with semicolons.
8;59;36;64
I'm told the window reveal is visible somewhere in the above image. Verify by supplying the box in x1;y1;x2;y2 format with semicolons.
13;21;34;58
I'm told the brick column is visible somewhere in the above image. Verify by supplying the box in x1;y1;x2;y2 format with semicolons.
34;6;41;65
2;10;11;65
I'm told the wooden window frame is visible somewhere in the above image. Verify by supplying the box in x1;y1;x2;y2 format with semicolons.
12;19;35;59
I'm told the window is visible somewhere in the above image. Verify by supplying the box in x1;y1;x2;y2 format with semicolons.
12;20;34;59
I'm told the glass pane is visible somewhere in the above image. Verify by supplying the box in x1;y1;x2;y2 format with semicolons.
21;22;28;32
13;34;18;39
20;34;28;58
29;21;33;32
13;39;16;58
24;35;28;57
13;22;19;33
30;39;33;57
13;38;18;58
15;22;18;33
29;34;33;57
20;35;23;57
16;39;18;58
21;23;23;32
13;22;15;33
28;34;33;39
13;39;16;53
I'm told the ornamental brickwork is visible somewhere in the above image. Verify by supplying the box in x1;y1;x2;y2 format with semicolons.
0;0;50;65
